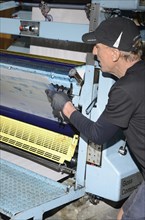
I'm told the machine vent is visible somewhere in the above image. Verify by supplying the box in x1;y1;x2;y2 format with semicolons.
0;115;78;164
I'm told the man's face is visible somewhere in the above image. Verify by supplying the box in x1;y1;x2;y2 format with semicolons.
93;43;115;73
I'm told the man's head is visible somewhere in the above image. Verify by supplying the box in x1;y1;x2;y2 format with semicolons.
82;17;141;53
82;17;143;77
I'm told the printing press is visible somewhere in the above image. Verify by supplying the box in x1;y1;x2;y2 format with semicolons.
0;0;145;219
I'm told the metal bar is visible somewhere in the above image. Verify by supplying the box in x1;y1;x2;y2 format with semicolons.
0;1;18;11
0;18;89;42
30;38;93;52
74;2;99;189
16;2;87;10
0;143;61;172
39;22;88;42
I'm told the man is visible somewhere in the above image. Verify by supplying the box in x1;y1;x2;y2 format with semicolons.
46;17;145;220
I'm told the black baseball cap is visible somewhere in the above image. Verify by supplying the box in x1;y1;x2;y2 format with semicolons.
82;17;141;52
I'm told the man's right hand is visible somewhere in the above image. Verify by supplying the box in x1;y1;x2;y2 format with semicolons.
45;85;71;123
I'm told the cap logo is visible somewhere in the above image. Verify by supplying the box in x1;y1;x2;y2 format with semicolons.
87;39;97;42
113;32;123;48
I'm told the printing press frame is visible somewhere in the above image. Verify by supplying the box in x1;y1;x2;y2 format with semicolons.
0;0;145;219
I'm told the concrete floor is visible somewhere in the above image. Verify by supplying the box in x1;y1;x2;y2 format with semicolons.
0;199;119;220
43;198;119;220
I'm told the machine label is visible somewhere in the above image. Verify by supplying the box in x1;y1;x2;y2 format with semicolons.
121;173;143;197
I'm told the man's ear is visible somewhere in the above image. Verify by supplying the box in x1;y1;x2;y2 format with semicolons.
112;48;120;62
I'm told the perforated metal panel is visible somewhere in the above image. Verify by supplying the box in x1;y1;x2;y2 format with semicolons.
0;159;68;218
0;115;78;163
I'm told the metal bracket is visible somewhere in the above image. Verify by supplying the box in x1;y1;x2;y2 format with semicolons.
87;143;102;166
20;21;40;36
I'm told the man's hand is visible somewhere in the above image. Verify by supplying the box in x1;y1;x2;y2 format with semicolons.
45;86;71;123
